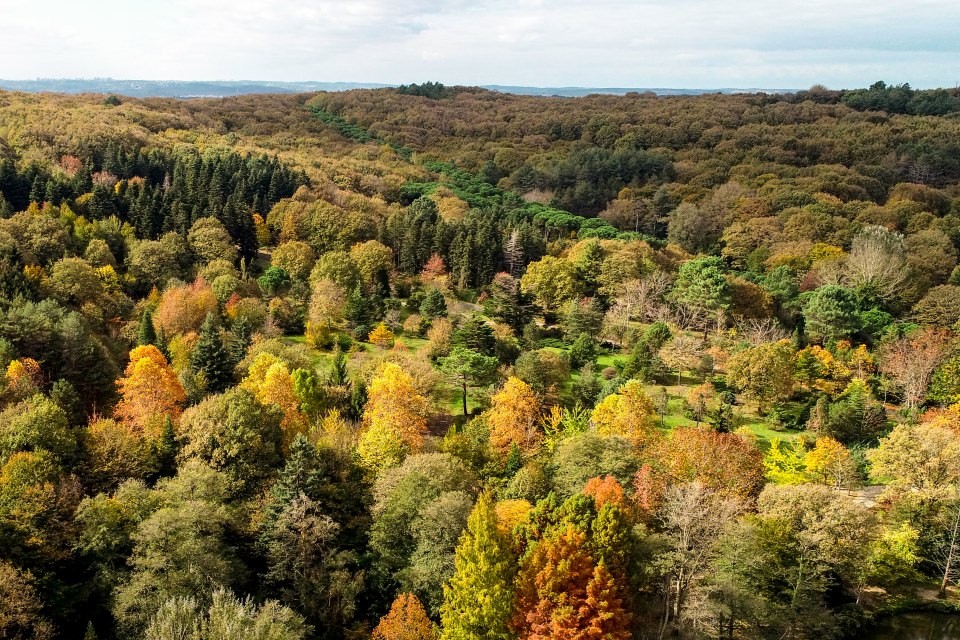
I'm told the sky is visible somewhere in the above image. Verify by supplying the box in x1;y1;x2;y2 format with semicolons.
2;0;959;89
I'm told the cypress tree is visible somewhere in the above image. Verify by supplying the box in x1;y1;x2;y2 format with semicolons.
191;312;233;393
329;348;348;387
440;492;515;640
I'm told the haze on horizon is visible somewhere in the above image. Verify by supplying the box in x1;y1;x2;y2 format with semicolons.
4;0;960;90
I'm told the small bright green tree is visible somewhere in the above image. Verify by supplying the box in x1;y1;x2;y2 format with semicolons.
440;492;515;640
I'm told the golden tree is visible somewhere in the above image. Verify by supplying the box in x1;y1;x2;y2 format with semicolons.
372;593;436;640
487;377;542;457
115;345;186;438
369;322;396;349
357;363;429;470
590;380;657;444
242;353;308;449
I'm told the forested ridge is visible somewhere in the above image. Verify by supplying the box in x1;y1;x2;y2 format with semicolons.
0;83;960;640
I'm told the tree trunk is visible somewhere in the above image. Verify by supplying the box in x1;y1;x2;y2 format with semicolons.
940;504;960;597
461;381;468;416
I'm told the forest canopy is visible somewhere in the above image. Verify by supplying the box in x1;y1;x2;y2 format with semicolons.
0;82;959;640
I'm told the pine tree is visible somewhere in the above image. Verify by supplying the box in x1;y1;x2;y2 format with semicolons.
191;312;233;393
440;492;515;640
230;316;252;366
138;308;157;346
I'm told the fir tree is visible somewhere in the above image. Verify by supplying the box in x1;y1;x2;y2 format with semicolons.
191;312;232;393
420;289;448;319
440;492;515;640
138;308;157;346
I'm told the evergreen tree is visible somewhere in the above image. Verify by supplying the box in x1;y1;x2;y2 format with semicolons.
440;492;515;640
229;316;252;366
191;312;232;393
452;316;497;357
155;415;178;478
345;283;372;328
420;289;448;319
329;348;349;387
138;308;157;346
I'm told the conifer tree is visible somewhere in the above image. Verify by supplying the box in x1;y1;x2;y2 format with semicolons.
191;312;232;393
155;415;178;478
440;492;515;640
583;561;631;640
138;308;157;346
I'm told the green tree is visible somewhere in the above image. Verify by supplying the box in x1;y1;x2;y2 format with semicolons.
726;341;795;414
145;588;309;640
191;313;232;394
420;289;448;319
178;388;283;495
670;256;730;330
451;315;497;356
440;492;515;640
802;285;861;342
439;347;499;416
258;266;292;297
113;464;248;637
138;308;157;347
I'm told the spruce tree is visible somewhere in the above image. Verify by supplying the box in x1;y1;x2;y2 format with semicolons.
138;308;157;346
191;312;232;393
440;492;515;640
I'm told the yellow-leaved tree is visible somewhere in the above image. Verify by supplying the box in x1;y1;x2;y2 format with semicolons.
487;376;541;457
357;363;429;471
590;380;657;444
241;352;308;449
115;345;186;438
372;593;436;640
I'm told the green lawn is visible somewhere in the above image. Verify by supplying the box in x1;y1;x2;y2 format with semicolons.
279;331;805;451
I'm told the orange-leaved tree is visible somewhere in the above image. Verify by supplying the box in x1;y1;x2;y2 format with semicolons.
372;593;436;640
655;428;765;503
512;525;630;640
153;277;218;338
115;345;186;438
584;475;625;510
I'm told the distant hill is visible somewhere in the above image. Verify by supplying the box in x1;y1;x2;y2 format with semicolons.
0;78;796;98
0;79;393;98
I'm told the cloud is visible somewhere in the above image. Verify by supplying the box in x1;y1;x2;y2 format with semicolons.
2;0;960;88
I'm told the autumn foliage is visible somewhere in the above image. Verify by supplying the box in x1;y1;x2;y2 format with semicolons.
583;475;625;510
512;526;631;640
372;593;436;640
358;363;430;469
153;278;218;338
487;377;542;457
115;345;186;437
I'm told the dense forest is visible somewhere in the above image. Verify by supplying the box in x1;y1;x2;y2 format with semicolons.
0;82;960;640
